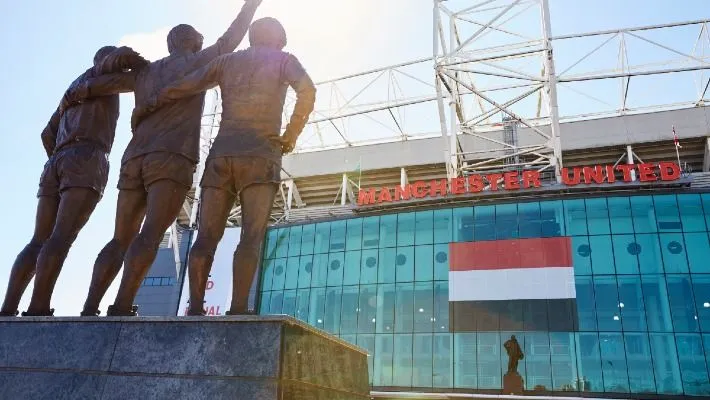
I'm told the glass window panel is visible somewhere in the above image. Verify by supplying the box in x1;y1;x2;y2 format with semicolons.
258;291;271;314
433;209;453;244
412;334;434;388
271;258;287;291
575;333;603;393
376;284;396;333
362;216;380;249
297;255;312;289
343;250;361;286
575;276;597;331
612;235;639;274
295;289;310;322
624;333;656;394
500;302;524;332
395;246;414;282
329;220;346;251
617;275;647;332
433;244;449;281
374;334;394;386
572;236;592;276
415;245;434;282
397;212;416;247
275;228;290;258
393;334;413;387
654;194;682;232
599;333;629;393
308;287;326;329
678;194;707;232
518;201;541;239
540;200;565;237
649;333;683;395
659;233;689;273
326;252;345;287
636;234;663;274
261;258;275;291
358;285;378;334
522;332;552;392
340;286;360;334
360;248;378;285
433;333;453;388
269;291;283;314
590;235;615;275
454;332;478;389
300;224;315;255
287;226;302;257
314;222;331;254
641;274;674;332
346;218;363;251
675;334;710;395
413;282;434;333
586;198;611;235
477;333;502;389
453;207;474;242
310;253;328;288
395;282;414;333
474;205;496;241
379;214;397;248
433;282;449;332
549;332;577;392
608;196;634;234
593;275;622;331
686;233;710;273
264;229;278;259
523;298;549;331
323;287;342;335
564;199;588;236
692;275;710;332
284;257;300;290
282;289;297;317
631;196;657;234
378;248;396;283
703;193;710;229
667;275;700;333
356;334;376;385
495;203;518;240
704;335;710;392
415;210;434;245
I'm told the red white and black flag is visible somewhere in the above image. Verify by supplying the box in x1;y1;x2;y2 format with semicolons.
448;237;578;331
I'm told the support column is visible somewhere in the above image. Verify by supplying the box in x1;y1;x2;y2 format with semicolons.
703;136;710;172
541;0;563;183
626;145;637;181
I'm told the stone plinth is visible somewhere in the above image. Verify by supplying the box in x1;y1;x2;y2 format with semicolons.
503;371;524;395
0;315;370;400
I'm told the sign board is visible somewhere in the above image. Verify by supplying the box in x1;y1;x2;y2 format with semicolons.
357;161;682;206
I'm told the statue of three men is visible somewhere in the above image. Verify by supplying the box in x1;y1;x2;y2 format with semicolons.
0;0;317;318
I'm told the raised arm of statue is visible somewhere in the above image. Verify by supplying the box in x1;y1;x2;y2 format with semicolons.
40;107;60;157
280;54;316;153
195;0;262;67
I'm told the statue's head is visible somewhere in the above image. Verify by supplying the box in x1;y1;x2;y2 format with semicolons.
167;24;204;54
511;335;516;339
94;46;118;67
249;17;287;50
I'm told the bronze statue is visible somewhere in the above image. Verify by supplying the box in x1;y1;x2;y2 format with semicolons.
0;47;148;317
504;335;524;375
77;0;263;317
134;17;316;315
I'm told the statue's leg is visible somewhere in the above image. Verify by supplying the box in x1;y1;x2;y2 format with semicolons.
228;182;277;314
187;186;234;316
0;196;59;316
25;187;100;314
82;189;146;316
111;153;193;314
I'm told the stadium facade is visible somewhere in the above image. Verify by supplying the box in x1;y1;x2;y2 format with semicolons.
134;105;710;399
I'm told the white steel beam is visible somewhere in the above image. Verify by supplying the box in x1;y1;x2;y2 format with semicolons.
704;137;710;172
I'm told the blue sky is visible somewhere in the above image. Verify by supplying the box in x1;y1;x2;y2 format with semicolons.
0;0;707;315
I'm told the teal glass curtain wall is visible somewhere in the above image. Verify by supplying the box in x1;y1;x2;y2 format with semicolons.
258;193;710;397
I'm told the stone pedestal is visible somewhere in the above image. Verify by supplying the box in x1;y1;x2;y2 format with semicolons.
503;371;524;395
0;315;369;400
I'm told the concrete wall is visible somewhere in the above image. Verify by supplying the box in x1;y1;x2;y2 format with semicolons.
282;106;710;178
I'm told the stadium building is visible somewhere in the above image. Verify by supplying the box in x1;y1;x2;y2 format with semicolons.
135;2;710;399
